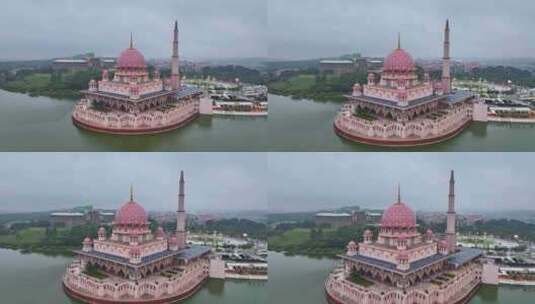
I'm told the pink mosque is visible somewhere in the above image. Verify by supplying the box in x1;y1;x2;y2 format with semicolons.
62;171;213;303
72;21;202;135
325;171;486;304
334;21;487;146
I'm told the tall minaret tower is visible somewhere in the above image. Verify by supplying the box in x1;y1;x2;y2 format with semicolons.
446;170;457;252
171;20;181;90
442;19;451;94
176;170;187;249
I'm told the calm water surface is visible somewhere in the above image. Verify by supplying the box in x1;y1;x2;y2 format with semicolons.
0;90;267;151
269;94;535;151
0;248;266;304
267;251;535;304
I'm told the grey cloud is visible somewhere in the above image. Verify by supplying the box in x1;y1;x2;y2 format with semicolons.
0;0;267;60
268;0;535;59
0;153;267;213
267;153;530;213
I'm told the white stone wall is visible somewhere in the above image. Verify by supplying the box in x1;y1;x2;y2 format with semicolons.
358;242;437;264
64;258;209;300
472;101;488;122
335;103;472;140
209;257;226;279
326;263;482;304
73;98;199;131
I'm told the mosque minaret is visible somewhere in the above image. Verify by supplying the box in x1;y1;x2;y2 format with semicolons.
446;169;457;252
442;19;451;94
176;170;187;250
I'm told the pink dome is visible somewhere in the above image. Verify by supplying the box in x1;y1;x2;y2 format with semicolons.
117;47;146;69
381;201;416;228
383;48;414;72
114;200;148;226
83;236;93;244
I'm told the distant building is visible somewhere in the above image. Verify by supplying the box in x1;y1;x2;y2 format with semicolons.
315;210;376;228
50;207;114;228
319;55;370;76
52;53;116;72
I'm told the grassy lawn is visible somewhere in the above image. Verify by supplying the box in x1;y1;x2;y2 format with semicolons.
83;264;108;280
0;71;82;99
349;272;374;287
269;228;312;247
353;109;377;121
269;74;317;92
0;227;46;245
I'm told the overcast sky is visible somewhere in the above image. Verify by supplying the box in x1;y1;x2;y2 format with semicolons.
0;0;267;60
268;153;534;213
0;153;267;213
268;0;535;60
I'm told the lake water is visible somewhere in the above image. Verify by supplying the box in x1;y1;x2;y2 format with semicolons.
4;90;535;152
267;251;535;304
0;248;266;304
269;94;535;151
0;89;268;151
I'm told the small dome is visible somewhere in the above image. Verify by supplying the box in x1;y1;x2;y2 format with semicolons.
383;48;414;72
381;201;417;228
347;240;357;248
156;226;165;237
117;47;146;69
364;229;372;236
169;235;178;245
83;236;93;244
114;200;148;226
426;228;433;235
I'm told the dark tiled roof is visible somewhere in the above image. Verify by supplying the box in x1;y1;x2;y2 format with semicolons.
347;94;445;110
446;91;476;104
74;245;211;269
177;246;212;260
448;247;483;268
341;253;449;275
176;86;203;100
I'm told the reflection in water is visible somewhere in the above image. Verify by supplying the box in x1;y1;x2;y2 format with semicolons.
478;285;499;302
0;89;268;151
268;251;535;304
269;94;535;152
0;248;266;304
469;122;488;138
206;279;225;296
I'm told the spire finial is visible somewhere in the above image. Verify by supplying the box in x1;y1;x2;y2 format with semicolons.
130;184;134;201
397;183;401;203
450;170;454;182
397;32;401;49
130;32;133;49
446;19;450;30
174;20;178;31
180;170;184;182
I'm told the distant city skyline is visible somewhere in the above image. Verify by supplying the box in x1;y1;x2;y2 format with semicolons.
268;153;534;213
268;0;535;60
0;0;267;61
0;153;267;213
